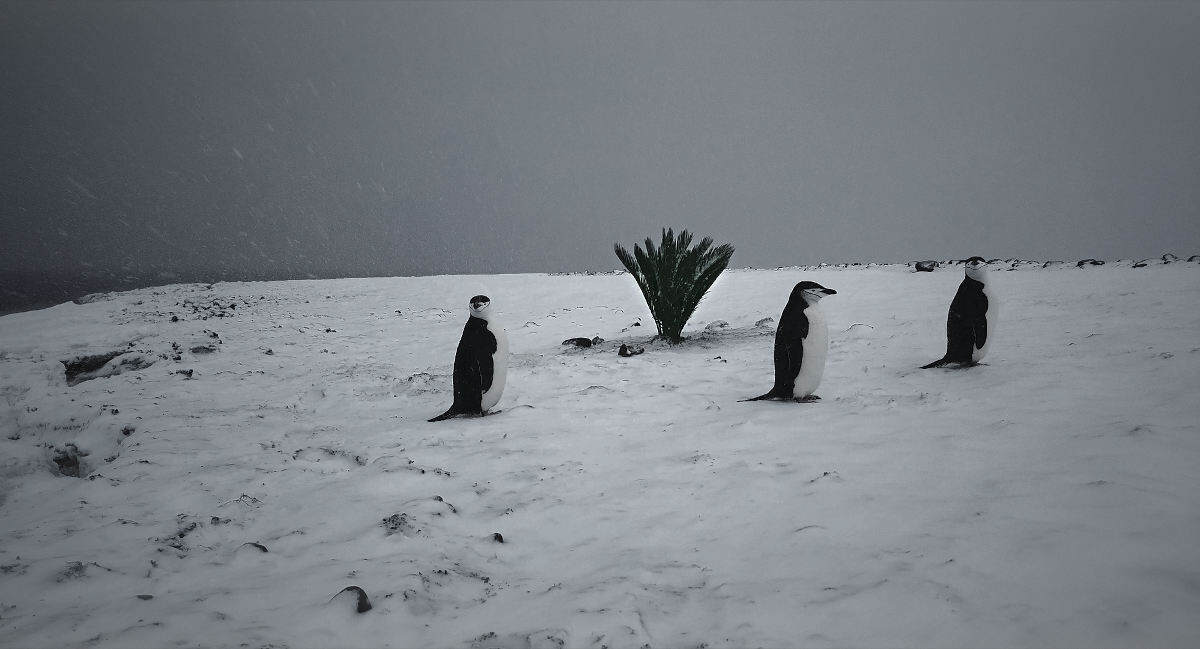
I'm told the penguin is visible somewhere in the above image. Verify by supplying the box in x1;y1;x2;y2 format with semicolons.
429;294;509;422
922;256;996;369
743;281;837;402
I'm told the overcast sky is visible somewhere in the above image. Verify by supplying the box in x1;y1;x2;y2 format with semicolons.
3;1;1198;302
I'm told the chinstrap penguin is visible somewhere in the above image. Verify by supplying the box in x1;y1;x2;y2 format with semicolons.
743;281;837;402
429;294;509;421
922;256;996;368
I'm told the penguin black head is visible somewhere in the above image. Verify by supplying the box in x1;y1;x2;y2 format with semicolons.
791;281;837;306
468;295;492;318
964;256;988;280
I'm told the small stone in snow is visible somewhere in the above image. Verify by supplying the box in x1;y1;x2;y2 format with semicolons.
331;585;372;613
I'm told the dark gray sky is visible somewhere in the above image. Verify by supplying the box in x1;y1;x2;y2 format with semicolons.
3;1;1199;304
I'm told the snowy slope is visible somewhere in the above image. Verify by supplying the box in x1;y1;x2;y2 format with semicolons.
1;261;1198;649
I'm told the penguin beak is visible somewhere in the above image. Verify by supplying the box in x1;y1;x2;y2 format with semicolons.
802;287;836;301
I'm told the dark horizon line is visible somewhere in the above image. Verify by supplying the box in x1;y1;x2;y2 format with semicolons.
4;252;1196;317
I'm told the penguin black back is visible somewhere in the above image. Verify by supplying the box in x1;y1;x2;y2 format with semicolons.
922;257;992;369
429;295;502;422
743;281;836;401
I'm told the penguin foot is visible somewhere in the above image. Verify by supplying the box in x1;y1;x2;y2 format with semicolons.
794;395;821;403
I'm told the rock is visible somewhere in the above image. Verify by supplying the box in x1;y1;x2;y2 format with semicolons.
704;320;729;331
1076;258;1104;267
914;260;938;272
562;336;603;348
618;344;645;357
57;561;89;581
53;445;84;478
330;586;372;613
61;351;123;384
381;513;419;536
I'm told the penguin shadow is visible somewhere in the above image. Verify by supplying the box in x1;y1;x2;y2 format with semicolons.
688;323;775;348
737;394;825;404
930;361;988;370
423;402;536;422
896;361;990;379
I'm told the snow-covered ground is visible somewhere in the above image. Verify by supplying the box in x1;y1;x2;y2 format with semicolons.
1;260;1197;649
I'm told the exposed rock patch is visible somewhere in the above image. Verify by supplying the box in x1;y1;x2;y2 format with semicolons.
61;351;154;386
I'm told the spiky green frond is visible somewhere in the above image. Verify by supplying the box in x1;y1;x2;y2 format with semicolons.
614;228;735;343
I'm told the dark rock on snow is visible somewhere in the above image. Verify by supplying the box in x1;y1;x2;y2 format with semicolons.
562;336;603;348
53;445;84;478
61;351;123;384
330;586;372;613
618;344;645;357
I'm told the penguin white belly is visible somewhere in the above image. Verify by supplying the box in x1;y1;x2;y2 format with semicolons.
793;305;829;398
480;321;508;411
972;283;997;363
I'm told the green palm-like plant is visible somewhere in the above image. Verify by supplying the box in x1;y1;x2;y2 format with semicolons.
614;228;735;344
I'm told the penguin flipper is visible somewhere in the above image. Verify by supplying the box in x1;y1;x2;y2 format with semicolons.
973;317;988;350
